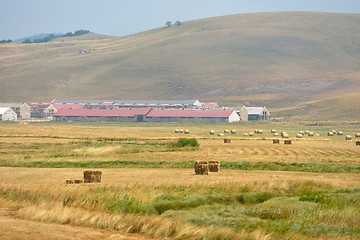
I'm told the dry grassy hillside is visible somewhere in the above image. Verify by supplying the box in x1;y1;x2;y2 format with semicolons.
0;12;360;120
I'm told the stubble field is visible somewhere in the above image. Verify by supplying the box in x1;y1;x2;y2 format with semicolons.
0;122;359;239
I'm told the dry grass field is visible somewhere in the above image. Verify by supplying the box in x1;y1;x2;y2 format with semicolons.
0;121;359;239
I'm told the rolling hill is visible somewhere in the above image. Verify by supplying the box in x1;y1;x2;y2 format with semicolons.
0;12;360;120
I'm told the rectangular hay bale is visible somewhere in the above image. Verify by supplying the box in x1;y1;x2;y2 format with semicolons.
83;170;102;183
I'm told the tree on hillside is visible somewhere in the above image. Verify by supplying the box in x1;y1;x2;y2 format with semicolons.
165;21;172;27
175;21;181;26
22;38;32;44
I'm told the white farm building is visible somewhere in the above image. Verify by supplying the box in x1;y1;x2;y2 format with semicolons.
0;107;17;121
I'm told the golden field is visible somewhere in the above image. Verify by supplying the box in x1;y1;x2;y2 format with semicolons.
0;122;359;239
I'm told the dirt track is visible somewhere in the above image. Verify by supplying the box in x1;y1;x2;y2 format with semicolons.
0;208;151;240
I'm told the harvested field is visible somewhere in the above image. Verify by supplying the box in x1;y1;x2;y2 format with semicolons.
0;122;359;239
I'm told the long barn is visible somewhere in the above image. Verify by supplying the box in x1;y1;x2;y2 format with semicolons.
53;108;240;123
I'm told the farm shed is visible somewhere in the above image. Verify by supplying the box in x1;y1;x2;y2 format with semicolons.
53;108;152;122
44;103;85;117
145;109;240;123
0;107;17;121
0;103;30;119
52;99;201;109
240;106;270;121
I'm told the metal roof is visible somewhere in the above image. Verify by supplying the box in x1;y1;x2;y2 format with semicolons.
54;108;152;117
52;103;85;110
52;99;200;106
146;109;235;118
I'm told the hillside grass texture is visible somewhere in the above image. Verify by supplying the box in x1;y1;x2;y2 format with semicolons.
0;12;360;120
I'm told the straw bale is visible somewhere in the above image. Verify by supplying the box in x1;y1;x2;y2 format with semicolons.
194;161;209;175
355;133;360;138
184;130;190;134
231;130;236;134
223;139;231;143
179;129;184;133
209;130;215;135
296;134;303;138
175;129;179;133
308;132;314;136
345;135;352;141
327;132;334;136
337;131;343;135
224;129;230;133
84;170;102;183
209;160;220;172
248;132;254;136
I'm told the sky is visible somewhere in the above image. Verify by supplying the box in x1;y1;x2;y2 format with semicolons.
1;0;360;40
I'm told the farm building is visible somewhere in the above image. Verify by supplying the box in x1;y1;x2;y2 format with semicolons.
52;99;202;109
29;103;51;118
0;103;30;119
240;106;270;121
53;108;152;122
0;107;17;121
44;103;85;117
145;109;240;123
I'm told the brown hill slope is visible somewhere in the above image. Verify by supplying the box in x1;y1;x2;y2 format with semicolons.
0;12;359;120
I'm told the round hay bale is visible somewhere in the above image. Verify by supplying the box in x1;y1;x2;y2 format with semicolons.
175;129;179;133
224;129;230;133
179;129;184;133
271;129;276;133
209;130;215;135
281;132;287;137
231;130;236;134
296;134;303;138
337;131;343;136
184;130;190;134
258;130;263;134
282;133;289;138
273;133;279;136
354;133;360;138
299;131;305;135
328;132;334;136
332;130;337;134
315;134;320;137
243;133;249;136
218;133;224;136
308;132;314;136
345;135;352;141
305;130;309;134
248;132;254;136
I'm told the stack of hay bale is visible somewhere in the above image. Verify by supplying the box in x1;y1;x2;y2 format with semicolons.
209;161;220;172
194;161;209;175
83;170;102;183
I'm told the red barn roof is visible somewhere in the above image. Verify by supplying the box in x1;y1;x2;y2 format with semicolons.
54;108;152;117
146;109;235;118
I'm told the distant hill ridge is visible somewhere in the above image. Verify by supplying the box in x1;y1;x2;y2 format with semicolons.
0;12;359;120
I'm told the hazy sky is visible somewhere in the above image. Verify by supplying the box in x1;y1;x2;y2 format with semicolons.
1;0;360;40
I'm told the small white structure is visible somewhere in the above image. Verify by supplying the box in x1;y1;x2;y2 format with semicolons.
0;107;17;121
240;106;270;121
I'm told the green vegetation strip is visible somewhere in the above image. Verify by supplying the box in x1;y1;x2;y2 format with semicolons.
1;160;359;173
